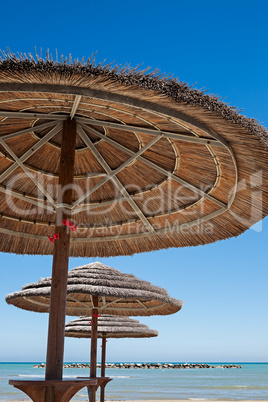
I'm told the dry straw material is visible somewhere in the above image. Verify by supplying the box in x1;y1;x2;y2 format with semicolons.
5;261;183;316
0;52;267;257
65;315;158;338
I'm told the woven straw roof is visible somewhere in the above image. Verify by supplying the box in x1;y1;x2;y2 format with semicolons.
65;315;158;338
0;52;267;257
5;261;183;316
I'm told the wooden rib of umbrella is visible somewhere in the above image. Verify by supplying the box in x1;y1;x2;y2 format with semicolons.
6;261;182;402
65;315;158;402
1;52;268;401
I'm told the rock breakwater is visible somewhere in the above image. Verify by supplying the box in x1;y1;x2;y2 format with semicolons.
34;362;242;369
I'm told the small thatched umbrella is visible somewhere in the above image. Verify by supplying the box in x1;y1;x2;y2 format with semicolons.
65;315;159;338
1;52;268;401
65;315;158;402
6;261;182;402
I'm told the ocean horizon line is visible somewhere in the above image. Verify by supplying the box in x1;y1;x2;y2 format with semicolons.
1;361;268;364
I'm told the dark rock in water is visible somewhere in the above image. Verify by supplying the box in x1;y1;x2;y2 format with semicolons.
33;362;242;369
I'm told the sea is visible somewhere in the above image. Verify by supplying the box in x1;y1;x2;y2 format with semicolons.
0;363;268;401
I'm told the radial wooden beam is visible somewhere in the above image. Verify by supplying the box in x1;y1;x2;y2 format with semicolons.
41;297;166;316
45;119;77;381
77;126;156;233
100;298;124;309
0;110;67;120
0;185;55;213
80;123;227;209
66;295;93;310
0;121;58;141
72;196;129;214
0;148;107;179
14;296;168;313
70;95;82;119
136;299;149;309
0;138;56;207
75;116;226;148
0;123;62;184
75;125;161;206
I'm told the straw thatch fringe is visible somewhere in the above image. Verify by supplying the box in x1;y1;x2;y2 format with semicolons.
6;262;183;316
0;50;267;147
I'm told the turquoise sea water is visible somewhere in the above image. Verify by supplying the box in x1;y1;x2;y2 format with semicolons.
0;363;268;401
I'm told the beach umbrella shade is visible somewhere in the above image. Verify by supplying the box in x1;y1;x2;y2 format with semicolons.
1;52;268;399
65;314;159;338
65;315;158;402
6;261;183;316
6;261;182;401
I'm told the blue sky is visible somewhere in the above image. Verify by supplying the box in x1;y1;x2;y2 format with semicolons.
0;0;267;363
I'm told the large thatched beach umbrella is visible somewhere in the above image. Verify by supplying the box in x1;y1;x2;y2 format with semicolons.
65;315;158;402
6;261;182;401
1;52;268;400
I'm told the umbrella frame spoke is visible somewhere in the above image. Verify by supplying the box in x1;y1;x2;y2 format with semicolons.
78;122;228;209
0;139;56;206
76;116;226;148
136;299;149;309
70;95;82;119
22;296;49;308
0;186;55;212
76;125;156;233
0;123;62;207
0;121;58;141
66;295;93;310
0;110;67;120
0;123;62;177
99;297;124;310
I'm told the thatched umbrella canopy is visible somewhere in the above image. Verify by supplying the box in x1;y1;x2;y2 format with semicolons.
0;54;267;257
6;262;183;317
65;315;159;338
1;51;268;399
65;315;158;402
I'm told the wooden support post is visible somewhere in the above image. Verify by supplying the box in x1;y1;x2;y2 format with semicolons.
89;296;99;402
101;336;106;377
100;335;107;402
45;119;77;380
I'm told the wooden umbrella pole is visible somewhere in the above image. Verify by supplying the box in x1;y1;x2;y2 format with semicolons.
101;336;106;377
100;335;107;402
45;119;77;380
90;296;99;402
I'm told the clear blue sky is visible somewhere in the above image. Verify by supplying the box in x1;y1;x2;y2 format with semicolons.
0;0;267;363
